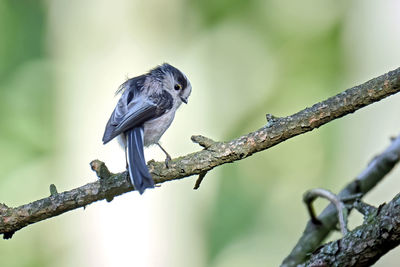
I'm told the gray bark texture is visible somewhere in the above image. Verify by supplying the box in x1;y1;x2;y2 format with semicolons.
282;134;400;266
0;67;399;242
301;193;400;267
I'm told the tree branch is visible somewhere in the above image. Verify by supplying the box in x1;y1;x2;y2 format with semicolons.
301;192;400;267
303;188;349;236
281;133;400;266
1;67;400;239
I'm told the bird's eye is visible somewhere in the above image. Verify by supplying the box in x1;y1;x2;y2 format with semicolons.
174;84;182;90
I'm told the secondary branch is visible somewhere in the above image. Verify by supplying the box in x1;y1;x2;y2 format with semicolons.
302;192;400;266
281;133;400;266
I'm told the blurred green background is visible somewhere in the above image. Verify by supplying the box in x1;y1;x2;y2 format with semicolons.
0;0;400;266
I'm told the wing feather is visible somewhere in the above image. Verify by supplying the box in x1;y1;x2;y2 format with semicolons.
102;76;173;144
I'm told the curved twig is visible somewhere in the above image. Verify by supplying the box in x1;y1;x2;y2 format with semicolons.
303;188;348;235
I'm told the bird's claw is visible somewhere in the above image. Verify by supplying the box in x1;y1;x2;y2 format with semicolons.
125;171;131;184
157;142;172;168
165;155;171;168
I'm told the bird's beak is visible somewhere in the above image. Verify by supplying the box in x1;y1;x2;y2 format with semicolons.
180;96;188;104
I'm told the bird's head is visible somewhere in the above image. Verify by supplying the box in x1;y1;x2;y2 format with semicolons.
150;63;192;105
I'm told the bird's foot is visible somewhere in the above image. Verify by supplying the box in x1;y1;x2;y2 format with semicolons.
125;171;131;184
165;154;172;168
157;142;172;168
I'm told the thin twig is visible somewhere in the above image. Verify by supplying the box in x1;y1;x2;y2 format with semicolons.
193;171;208;190
49;184;58;196
353;200;378;218
191;135;217;149
303;188;348;235
340;193;363;202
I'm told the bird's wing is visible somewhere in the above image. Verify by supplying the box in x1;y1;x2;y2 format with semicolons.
102;80;173;144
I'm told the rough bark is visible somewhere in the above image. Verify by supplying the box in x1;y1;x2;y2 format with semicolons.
0;67;399;239
301;193;400;267
281;134;400;266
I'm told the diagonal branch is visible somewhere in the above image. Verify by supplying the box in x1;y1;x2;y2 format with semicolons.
0;67;400;239
281;133;400;267
301;192;400;267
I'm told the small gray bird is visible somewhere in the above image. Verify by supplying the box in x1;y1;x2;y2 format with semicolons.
102;63;192;194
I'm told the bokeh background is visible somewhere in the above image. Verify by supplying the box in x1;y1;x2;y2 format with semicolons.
1;0;400;266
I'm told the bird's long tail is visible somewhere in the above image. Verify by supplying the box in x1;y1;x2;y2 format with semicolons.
126;127;154;194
